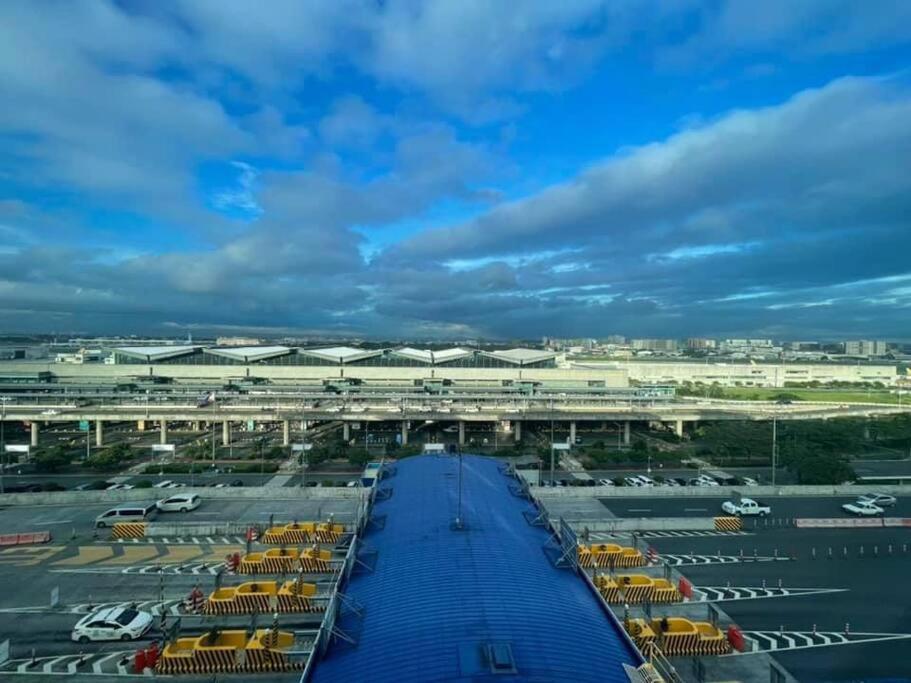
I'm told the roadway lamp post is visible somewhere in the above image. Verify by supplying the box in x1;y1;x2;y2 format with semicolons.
549;397;556;486
0;396;10;494
771;415;778;487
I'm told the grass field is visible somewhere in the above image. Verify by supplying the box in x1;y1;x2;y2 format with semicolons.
699;386;904;404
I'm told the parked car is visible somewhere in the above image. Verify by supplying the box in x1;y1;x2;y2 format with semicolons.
71;607;153;643
842;500;884;517
597;478;615;487
156;493;201;513
105;483;134;491
153;480;175;489
740;477;760;486
41;409;60;416
623;476;642;487
856;493;896;508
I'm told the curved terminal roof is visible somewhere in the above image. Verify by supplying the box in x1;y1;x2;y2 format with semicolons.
481;348;558;365
302;346;384;363
311;455;642;683
113;345;200;361
204;345;291;362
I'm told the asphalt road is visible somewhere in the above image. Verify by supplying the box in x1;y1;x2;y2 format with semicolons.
600;494;911;520
645;526;911;682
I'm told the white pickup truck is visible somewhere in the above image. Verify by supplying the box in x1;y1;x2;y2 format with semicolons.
721;497;771;516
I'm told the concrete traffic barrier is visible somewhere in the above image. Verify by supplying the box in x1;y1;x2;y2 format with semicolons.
714;517;742;532
156;630;305;675
110;522;147;539
0;531;51;546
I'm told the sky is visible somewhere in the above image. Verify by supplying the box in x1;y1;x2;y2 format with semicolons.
1;1;910;341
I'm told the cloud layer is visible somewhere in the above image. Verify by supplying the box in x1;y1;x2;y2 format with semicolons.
1;1;910;339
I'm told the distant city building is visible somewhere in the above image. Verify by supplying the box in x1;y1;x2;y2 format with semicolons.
604;335;626;345
686;338;716;350
844;340;889;356
216;336;263;347
631;339;678;353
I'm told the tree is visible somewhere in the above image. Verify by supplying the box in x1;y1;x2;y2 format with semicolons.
794;456;856;485
33;446;71;473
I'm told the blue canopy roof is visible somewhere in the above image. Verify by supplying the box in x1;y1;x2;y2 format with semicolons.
311;454;642;682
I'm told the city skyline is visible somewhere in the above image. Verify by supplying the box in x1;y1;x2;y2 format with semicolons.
2;2;910;339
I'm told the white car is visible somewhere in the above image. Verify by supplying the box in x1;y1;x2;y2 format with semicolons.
105;483;134;491
41;409;60;416
741;477;759;486
71;607;153;643
696;475;720;487
857;493;896;508
842;501;884;517
597;478;615;487
722;497;771;516
623;476;642;487
156;493;201;513
153;480;175;489
346;480;359;488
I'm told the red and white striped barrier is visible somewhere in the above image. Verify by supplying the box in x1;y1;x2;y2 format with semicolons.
0;531;51;546
794;518;885;529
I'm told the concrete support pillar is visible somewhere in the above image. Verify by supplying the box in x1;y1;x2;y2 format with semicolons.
514;420;522;442
222;420;230;446
570;421;577;443
623;421;631;445
282;420;290;447
458;421;466;446
674;419;684;438
95;420;104;448
137;420;146;431
401;421;408;446
343;422;350;441
192;421;200;431
30;422;39;447
160;421;168;444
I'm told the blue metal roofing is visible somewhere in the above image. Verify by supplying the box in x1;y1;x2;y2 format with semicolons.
310;454;643;683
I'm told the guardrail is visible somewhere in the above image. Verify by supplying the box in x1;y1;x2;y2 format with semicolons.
0;486;360;507
535;483;911;498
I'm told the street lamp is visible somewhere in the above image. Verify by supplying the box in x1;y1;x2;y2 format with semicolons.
0;396;11;494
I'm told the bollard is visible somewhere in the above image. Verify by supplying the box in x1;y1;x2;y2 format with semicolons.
778;578;782;589
812;624;817;634
774;548;779;558
739;548;744;558
828;547;833;560
71;526;76;541
860;545;865;558
29;648;37;669
874;545;878;557
889;544;893;555
845;622;850;636
753;548;758;558
761;579;767;589
843;546;848;559
779;625;784;635
810;547;815;559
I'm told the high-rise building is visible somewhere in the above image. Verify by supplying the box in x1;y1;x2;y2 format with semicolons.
631;339;678;353
605;335;626;345
686;338;716;350
844;340;889;356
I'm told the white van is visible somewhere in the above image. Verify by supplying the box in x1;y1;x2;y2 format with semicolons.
94;504;157;528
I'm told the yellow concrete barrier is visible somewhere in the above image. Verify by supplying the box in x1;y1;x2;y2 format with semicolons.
156;630;306;675
578;543;646;569
650;617;732;656
238;548;302;575
261;522;346;545
625;618;657;657
714;516;742;532
203;581;323;615
110;522;147;539
299;546;332;573
651;577;682;603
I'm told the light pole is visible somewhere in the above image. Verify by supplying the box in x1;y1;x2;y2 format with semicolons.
771;415;778;487
0;396;10;494
549;397;556;485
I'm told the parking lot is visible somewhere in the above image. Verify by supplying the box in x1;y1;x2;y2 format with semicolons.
569;493;911;682
0;492;358;681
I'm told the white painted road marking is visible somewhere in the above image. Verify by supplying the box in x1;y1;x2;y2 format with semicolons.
628;508;651;513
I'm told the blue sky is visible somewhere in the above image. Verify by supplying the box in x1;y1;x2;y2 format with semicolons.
1;1;910;340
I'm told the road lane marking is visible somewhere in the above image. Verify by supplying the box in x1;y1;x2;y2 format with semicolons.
33;519;73;525
684;508;707;512
628;508;651;513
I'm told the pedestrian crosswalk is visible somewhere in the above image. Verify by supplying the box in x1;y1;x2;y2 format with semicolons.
659;553;792;566
53;562;224;575
108;535;248;545
588;530;750;541
692;586;846;603
0;599;185;617
0;650;135;677
737;630;911;654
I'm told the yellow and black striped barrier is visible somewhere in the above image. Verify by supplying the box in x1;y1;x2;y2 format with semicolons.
110;522;147;539
714;516;743;532
650;617;732;656
261;522;346;545
156;630;306;675
238;548;301;575
299;547;332;573
651;578;682;603
578;543;646;569
203;581;324;615
625;618;658;657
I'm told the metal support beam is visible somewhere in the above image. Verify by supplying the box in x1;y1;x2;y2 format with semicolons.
401;421;408;446
30;422;39;447
222;420;230;446
95;420;103;448
282;420;290;447
623;421;631;445
458;421;465;446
